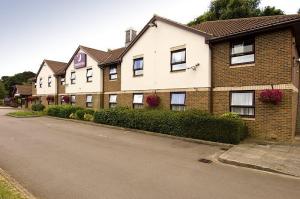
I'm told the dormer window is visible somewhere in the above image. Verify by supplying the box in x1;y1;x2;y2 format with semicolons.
109;65;117;80
60;77;65;85
48;76;52;87
171;49;186;71
230;39;255;65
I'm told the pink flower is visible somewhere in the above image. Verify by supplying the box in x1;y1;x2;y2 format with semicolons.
259;89;283;105
146;94;160;108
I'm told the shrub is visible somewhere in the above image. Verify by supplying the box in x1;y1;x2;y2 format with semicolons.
75;109;95;120
84;113;94;121
221;112;240;119
32;104;45;112
94;108;247;144
46;105;83;118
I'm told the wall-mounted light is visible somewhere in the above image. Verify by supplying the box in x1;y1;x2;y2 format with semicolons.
187;63;200;71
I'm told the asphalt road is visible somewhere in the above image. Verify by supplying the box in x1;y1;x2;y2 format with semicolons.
0;108;299;199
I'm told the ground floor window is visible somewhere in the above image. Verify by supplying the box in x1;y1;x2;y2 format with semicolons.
71;95;76;106
86;95;93;108
60;96;65;104
109;94;117;108
133;93;143;109
230;91;255;117
170;92;186;111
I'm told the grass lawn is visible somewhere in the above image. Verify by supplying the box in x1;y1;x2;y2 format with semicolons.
7;111;44;118
0;176;26;199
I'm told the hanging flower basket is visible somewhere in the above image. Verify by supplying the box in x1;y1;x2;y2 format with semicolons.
259;89;283;105
28;96;33;102
146;94;160;108
63;95;70;103
46;95;55;102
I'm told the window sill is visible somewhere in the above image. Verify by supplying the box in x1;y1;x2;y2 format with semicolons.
242;117;255;121
229;63;255;68
170;69;186;73
109;79;118;81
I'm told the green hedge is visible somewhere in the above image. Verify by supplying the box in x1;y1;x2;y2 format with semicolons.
75;109;95;120
46;105;83;118
31;104;45;112
94;108;248;144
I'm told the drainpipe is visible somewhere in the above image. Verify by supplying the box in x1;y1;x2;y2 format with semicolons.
55;75;59;105
99;64;105;109
209;43;213;114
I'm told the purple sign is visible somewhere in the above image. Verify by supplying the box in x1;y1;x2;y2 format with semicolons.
74;53;86;69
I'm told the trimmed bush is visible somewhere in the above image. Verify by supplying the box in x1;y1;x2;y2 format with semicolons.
32;104;45;112
46;105;83;118
94;107;247;144
75;109;95;120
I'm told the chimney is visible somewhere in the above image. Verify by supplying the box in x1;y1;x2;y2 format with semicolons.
125;29;137;47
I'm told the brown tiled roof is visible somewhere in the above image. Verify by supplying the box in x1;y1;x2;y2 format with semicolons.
15;85;32;96
44;60;67;75
192;14;300;39
80;45;111;63
101;47;126;66
36;59;67;78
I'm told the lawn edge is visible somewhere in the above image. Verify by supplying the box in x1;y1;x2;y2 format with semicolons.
45;116;233;148
0;168;39;199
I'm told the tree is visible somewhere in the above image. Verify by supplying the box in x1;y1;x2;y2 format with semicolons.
0;71;35;96
188;0;284;26
260;6;284;16
298;8;300;14
0;81;7;99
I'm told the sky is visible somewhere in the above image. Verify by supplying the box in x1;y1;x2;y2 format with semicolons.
0;0;299;78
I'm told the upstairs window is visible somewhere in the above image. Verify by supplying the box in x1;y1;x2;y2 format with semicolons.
39;78;42;88
133;93;143;109
109;66;117;80
60;77;65;85
171;49;186;71
170;92;186;111
70;72;76;84
86;95;93;108
133;58;143;76
230;39;255;65
109;94;117;108
230;91;255;117
71;95;76;106
48;76;52;87
34;82;37;88
86;68;93;82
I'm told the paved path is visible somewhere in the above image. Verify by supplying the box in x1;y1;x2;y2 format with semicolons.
0;109;299;199
219;143;300;177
